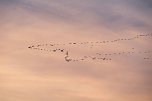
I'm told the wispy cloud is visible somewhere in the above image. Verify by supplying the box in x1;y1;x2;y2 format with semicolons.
0;0;152;101
1;0;152;31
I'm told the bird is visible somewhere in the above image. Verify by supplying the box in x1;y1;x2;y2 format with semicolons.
61;49;64;52
28;46;31;48
28;33;151;62
65;56;72;62
53;50;56;52
66;51;69;56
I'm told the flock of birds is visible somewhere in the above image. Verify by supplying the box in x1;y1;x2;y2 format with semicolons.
28;33;152;62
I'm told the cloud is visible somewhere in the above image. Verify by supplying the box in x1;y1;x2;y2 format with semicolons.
0;0;151;33
0;0;152;101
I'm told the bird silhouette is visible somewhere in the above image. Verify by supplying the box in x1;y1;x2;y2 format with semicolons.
28;33;152;62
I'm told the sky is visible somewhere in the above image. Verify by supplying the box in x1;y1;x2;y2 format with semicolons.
0;0;152;101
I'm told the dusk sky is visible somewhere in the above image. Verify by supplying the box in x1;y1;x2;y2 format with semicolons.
0;0;152;101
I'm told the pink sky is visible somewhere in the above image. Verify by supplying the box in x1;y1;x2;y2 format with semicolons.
0;0;152;101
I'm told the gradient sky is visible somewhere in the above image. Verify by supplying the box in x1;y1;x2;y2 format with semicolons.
0;0;152;101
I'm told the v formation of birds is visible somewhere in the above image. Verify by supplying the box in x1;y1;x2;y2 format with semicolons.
28;33;152;62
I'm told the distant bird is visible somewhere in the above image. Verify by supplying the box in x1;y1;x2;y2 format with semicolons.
81;59;84;61
92;57;96;60
66;51;69;56
53;50;56;52
50;44;54;46
65;56;72;62
28;33;152;62
61;49;64;52
37;45;40;47
144;57;149;60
